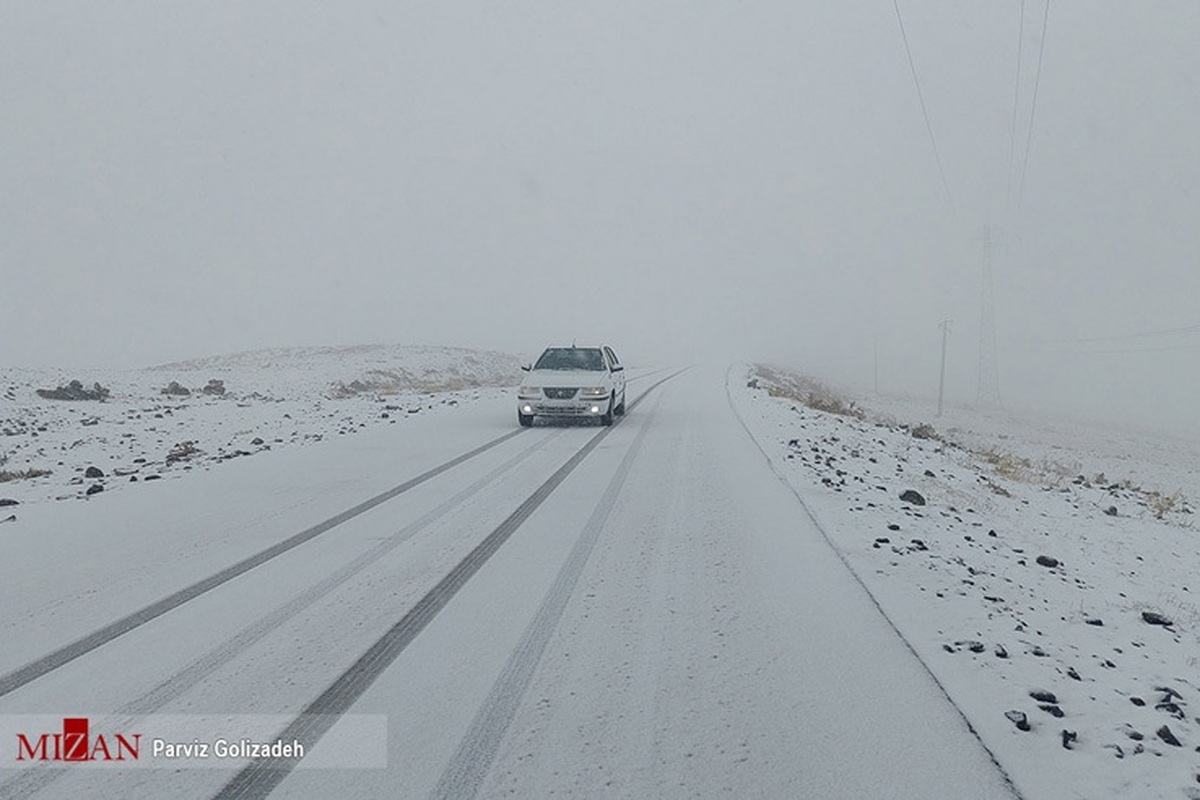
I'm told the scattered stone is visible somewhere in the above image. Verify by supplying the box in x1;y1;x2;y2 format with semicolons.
1085;618;1104;626
1156;702;1185;719
887;523;900;531
1061;729;1077;749
924;469;936;478
1130;697;1146;707
0;499;18;507
994;644;1008;659
85;484;104;496
1157;725;1182;747
1103;743;1124;759
1040;704;1065;718
1105;505;1118;516
84;466;104;478
202;379;226;396
144;475;162;482
1030;690;1059;704
1066;667;1081;681
1141;611;1174;627
251;437;265;446
161;381;191;396
911;423;937;440
1005;710;1031;731
166;441;201;464
35;380;110;401
899;489;926;506
0;514;15;524
1036;555;1059;568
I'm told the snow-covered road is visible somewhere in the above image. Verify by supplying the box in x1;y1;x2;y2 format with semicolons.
0;366;1020;799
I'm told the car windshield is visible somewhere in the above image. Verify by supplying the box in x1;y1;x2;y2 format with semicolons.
533;347;605;371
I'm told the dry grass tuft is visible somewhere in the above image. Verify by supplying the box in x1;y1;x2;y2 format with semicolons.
751;365;865;421
0;468;52;483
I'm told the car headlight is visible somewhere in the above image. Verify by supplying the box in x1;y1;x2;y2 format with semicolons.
518;386;541;398
579;386;607;398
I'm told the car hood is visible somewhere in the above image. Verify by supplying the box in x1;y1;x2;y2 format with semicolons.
526;369;612;388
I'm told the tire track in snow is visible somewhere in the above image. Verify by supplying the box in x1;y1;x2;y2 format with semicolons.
0;431;565;800
0;428;530;699
430;390;665;800
214;369;686;800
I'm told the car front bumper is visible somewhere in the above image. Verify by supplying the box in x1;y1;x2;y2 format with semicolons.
518;399;608;417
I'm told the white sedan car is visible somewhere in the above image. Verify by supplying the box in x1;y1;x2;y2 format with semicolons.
517;345;627;427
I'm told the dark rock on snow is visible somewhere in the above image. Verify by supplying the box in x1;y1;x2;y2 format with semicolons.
1005;710;1031;731
85;484;104;496
1158;725;1182;747
899;489;926;506
36;380;110;401
85;466;104;478
1035;555;1059;568
1142;611;1174;627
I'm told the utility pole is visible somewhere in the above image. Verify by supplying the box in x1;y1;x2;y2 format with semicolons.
937;319;952;417
873;333;879;394
978;224;1002;406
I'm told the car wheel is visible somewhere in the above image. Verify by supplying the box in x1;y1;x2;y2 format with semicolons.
600;395;614;426
615;391;626;416
518;411;534;427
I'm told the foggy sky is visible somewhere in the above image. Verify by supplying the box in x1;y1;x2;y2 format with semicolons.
4;2;1199;433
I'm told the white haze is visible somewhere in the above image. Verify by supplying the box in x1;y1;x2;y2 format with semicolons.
3;2;1198;434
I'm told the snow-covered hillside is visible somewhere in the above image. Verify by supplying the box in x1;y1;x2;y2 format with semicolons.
0;345;521;509
736;364;1200;800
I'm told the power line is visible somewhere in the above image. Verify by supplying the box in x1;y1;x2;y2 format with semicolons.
892;0;952;204
1036;342;1200;355
977;226;1002;405
1017;0;1051;206
1037;323;1200;345
1005;0;1026;210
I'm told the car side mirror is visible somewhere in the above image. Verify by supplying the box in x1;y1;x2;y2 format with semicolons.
612;365;623;372
521;364;531;372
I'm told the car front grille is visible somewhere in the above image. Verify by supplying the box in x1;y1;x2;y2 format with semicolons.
543;387;578;399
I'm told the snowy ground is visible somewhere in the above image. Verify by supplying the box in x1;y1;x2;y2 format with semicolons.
0;345;521;509
1;347;1197;798
737;364;1200;800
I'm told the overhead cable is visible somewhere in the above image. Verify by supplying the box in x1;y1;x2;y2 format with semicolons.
1017;0;1051;206
892;0;952;204
1006;0;1026;210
